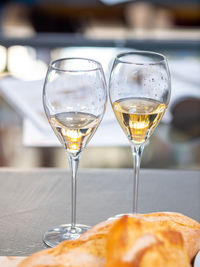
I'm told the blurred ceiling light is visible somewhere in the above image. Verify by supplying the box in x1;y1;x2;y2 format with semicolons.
8;46;47;81
0;46;7;73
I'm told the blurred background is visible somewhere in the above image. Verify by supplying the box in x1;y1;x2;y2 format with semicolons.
0;0;199;169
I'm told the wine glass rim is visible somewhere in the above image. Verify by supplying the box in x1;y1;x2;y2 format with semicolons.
50;57;103;72
116;51;167;65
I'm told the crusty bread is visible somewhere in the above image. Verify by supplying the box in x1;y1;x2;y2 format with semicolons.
106;212;200;267
18;219;114;267
140;212;200;259
18;212;200;267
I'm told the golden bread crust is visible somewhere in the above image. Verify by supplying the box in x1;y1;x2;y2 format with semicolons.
18;212;200;267
106;214;192;267
141;212;200;259
19;220;115;267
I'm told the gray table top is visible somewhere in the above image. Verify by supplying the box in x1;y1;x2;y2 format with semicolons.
0;168;199;256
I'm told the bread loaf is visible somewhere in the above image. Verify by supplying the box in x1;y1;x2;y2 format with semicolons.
18;212;200;267
106;212;200;267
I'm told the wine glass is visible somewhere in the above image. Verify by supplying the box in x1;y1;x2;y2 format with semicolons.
109;51;171;214
43;57;107;247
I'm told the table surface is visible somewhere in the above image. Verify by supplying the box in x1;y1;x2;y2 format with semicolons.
0;168;199;257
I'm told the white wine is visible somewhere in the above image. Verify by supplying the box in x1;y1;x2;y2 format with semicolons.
112;97;167;145
49;112;100;155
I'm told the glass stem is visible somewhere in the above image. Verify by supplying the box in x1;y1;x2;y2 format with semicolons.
131;144;144;214
68;154;80;229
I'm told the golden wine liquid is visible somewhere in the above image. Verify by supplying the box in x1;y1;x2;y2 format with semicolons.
112;97;167;145
49;112;100;155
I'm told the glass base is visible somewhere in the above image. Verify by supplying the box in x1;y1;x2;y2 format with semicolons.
43;224;90;247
